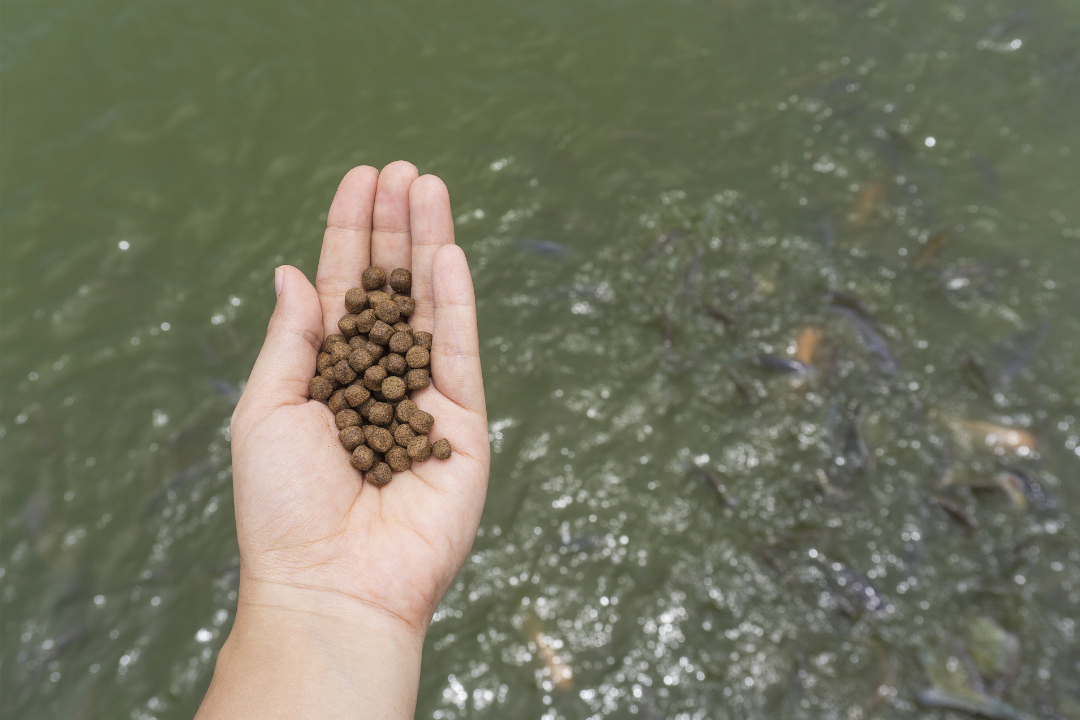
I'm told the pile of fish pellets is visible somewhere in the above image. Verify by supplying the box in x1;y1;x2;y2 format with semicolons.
308;265;452;487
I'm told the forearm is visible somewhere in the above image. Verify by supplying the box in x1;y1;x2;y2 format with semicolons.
195;580;426;720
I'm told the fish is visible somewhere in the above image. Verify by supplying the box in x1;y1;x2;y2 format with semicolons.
948;420;1036;454
996;323;1049;385
726;367;756;404
524;616;574;690
828;306;899;375
516;239;569;257
826;401;872;475
959;351;995;394
929;494;978;530
915;689;1025;720
940;265;994;293
794;326;821;365
912;230;949;269
754;354;815;376
994;466;1057;511
693;466;738;508
851;181;884;225
210;379;242;405
701;303;739;326
142;458;214;513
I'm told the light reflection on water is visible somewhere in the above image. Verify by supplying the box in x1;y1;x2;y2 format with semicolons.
3;0;1080;718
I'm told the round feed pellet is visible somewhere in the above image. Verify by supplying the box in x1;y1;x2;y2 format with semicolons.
357;397;375;418
333;360;357;385
373;300;401;325
363;365;387;392
339;426;365;451
328;343;351;365
409;409;434;435
351;445;375;472
392;294;415;317
345;287;369;314
386;446;411;472
369;321;394;345
336;409;361;429
394;423;416;446
355;309;377;334
367;290;390;307
368;401;394;426
316;352;333;373
319;366;338;384
344;383;370;407
407;435;432;462
323;334;347;352
395;399;417;423
364;426;394;453
362;266;386;291
389;268;412;294
388;331;414;354
380;353;407;376
413;331;432;350
365;341;385;361
405;346;429;369
367;462;392;487
349;335;367;350
328;389;350;414
348;348;375;373
406;368;430;390
382;376;406;401
309;376;334;401
338;314;359;337
431;438;452;460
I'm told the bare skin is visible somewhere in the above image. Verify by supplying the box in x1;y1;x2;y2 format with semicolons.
195;162;490;720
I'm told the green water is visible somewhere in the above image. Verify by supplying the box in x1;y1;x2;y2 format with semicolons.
3;0;1080;717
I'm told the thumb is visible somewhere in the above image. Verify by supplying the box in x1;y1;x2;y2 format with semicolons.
239;266;325;414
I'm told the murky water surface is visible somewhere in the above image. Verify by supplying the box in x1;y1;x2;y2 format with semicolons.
3;0;1080;718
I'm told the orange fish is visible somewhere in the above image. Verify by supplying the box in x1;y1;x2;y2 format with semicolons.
949;419;1036;453
851;181;884;225
794;326;821;365
525;616;573;690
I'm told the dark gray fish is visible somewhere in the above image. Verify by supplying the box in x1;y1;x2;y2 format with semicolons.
996;323;1049;385
916;689;1024;720
826;401;871;476
828;306;899;375
996;465;1058;512
210;379;242;405
930;494;978;530
142;458;214;513
726;367;755;404
959;351;995;394
701;303;738;326
816;217;836;252
693;466;738;508
754;354;814;376
824;290;878;325
823;561;890;617
940;264;995;293
516;239;569;257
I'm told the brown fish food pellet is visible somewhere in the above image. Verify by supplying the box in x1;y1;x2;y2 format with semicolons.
431;438;452;460
406;368;430;390
362;266;386;291
380;353;407;376
392;294;415;317
344;383;370;407
367;462;392;487
323;334;347;352
405;346;429;369
409;409;435;435
336;409;361;429
382;376;406;401
309;376;334;401
348;348;375;373
338;314;360;337
339;426;365;451
390;268;412;294
363;365;388;392
333;360;357;385
373;300;401;324
386;446;411;472
365;426;394;453
394;423;416;446
345;287;369;314
389;331;414;354
328;389;350;414
351;445;375;472
367;401;394;426
407;435;432;462
307;265;450;487
369;321;394;345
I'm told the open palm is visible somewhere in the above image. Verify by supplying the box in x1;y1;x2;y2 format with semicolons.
229;162;489;633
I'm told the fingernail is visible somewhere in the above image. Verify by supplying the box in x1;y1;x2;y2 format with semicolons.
275;267;284;297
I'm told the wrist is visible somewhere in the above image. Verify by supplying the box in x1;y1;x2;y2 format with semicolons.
197;577;426;720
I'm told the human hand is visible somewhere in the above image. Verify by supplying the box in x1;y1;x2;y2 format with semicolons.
196;162;489;720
